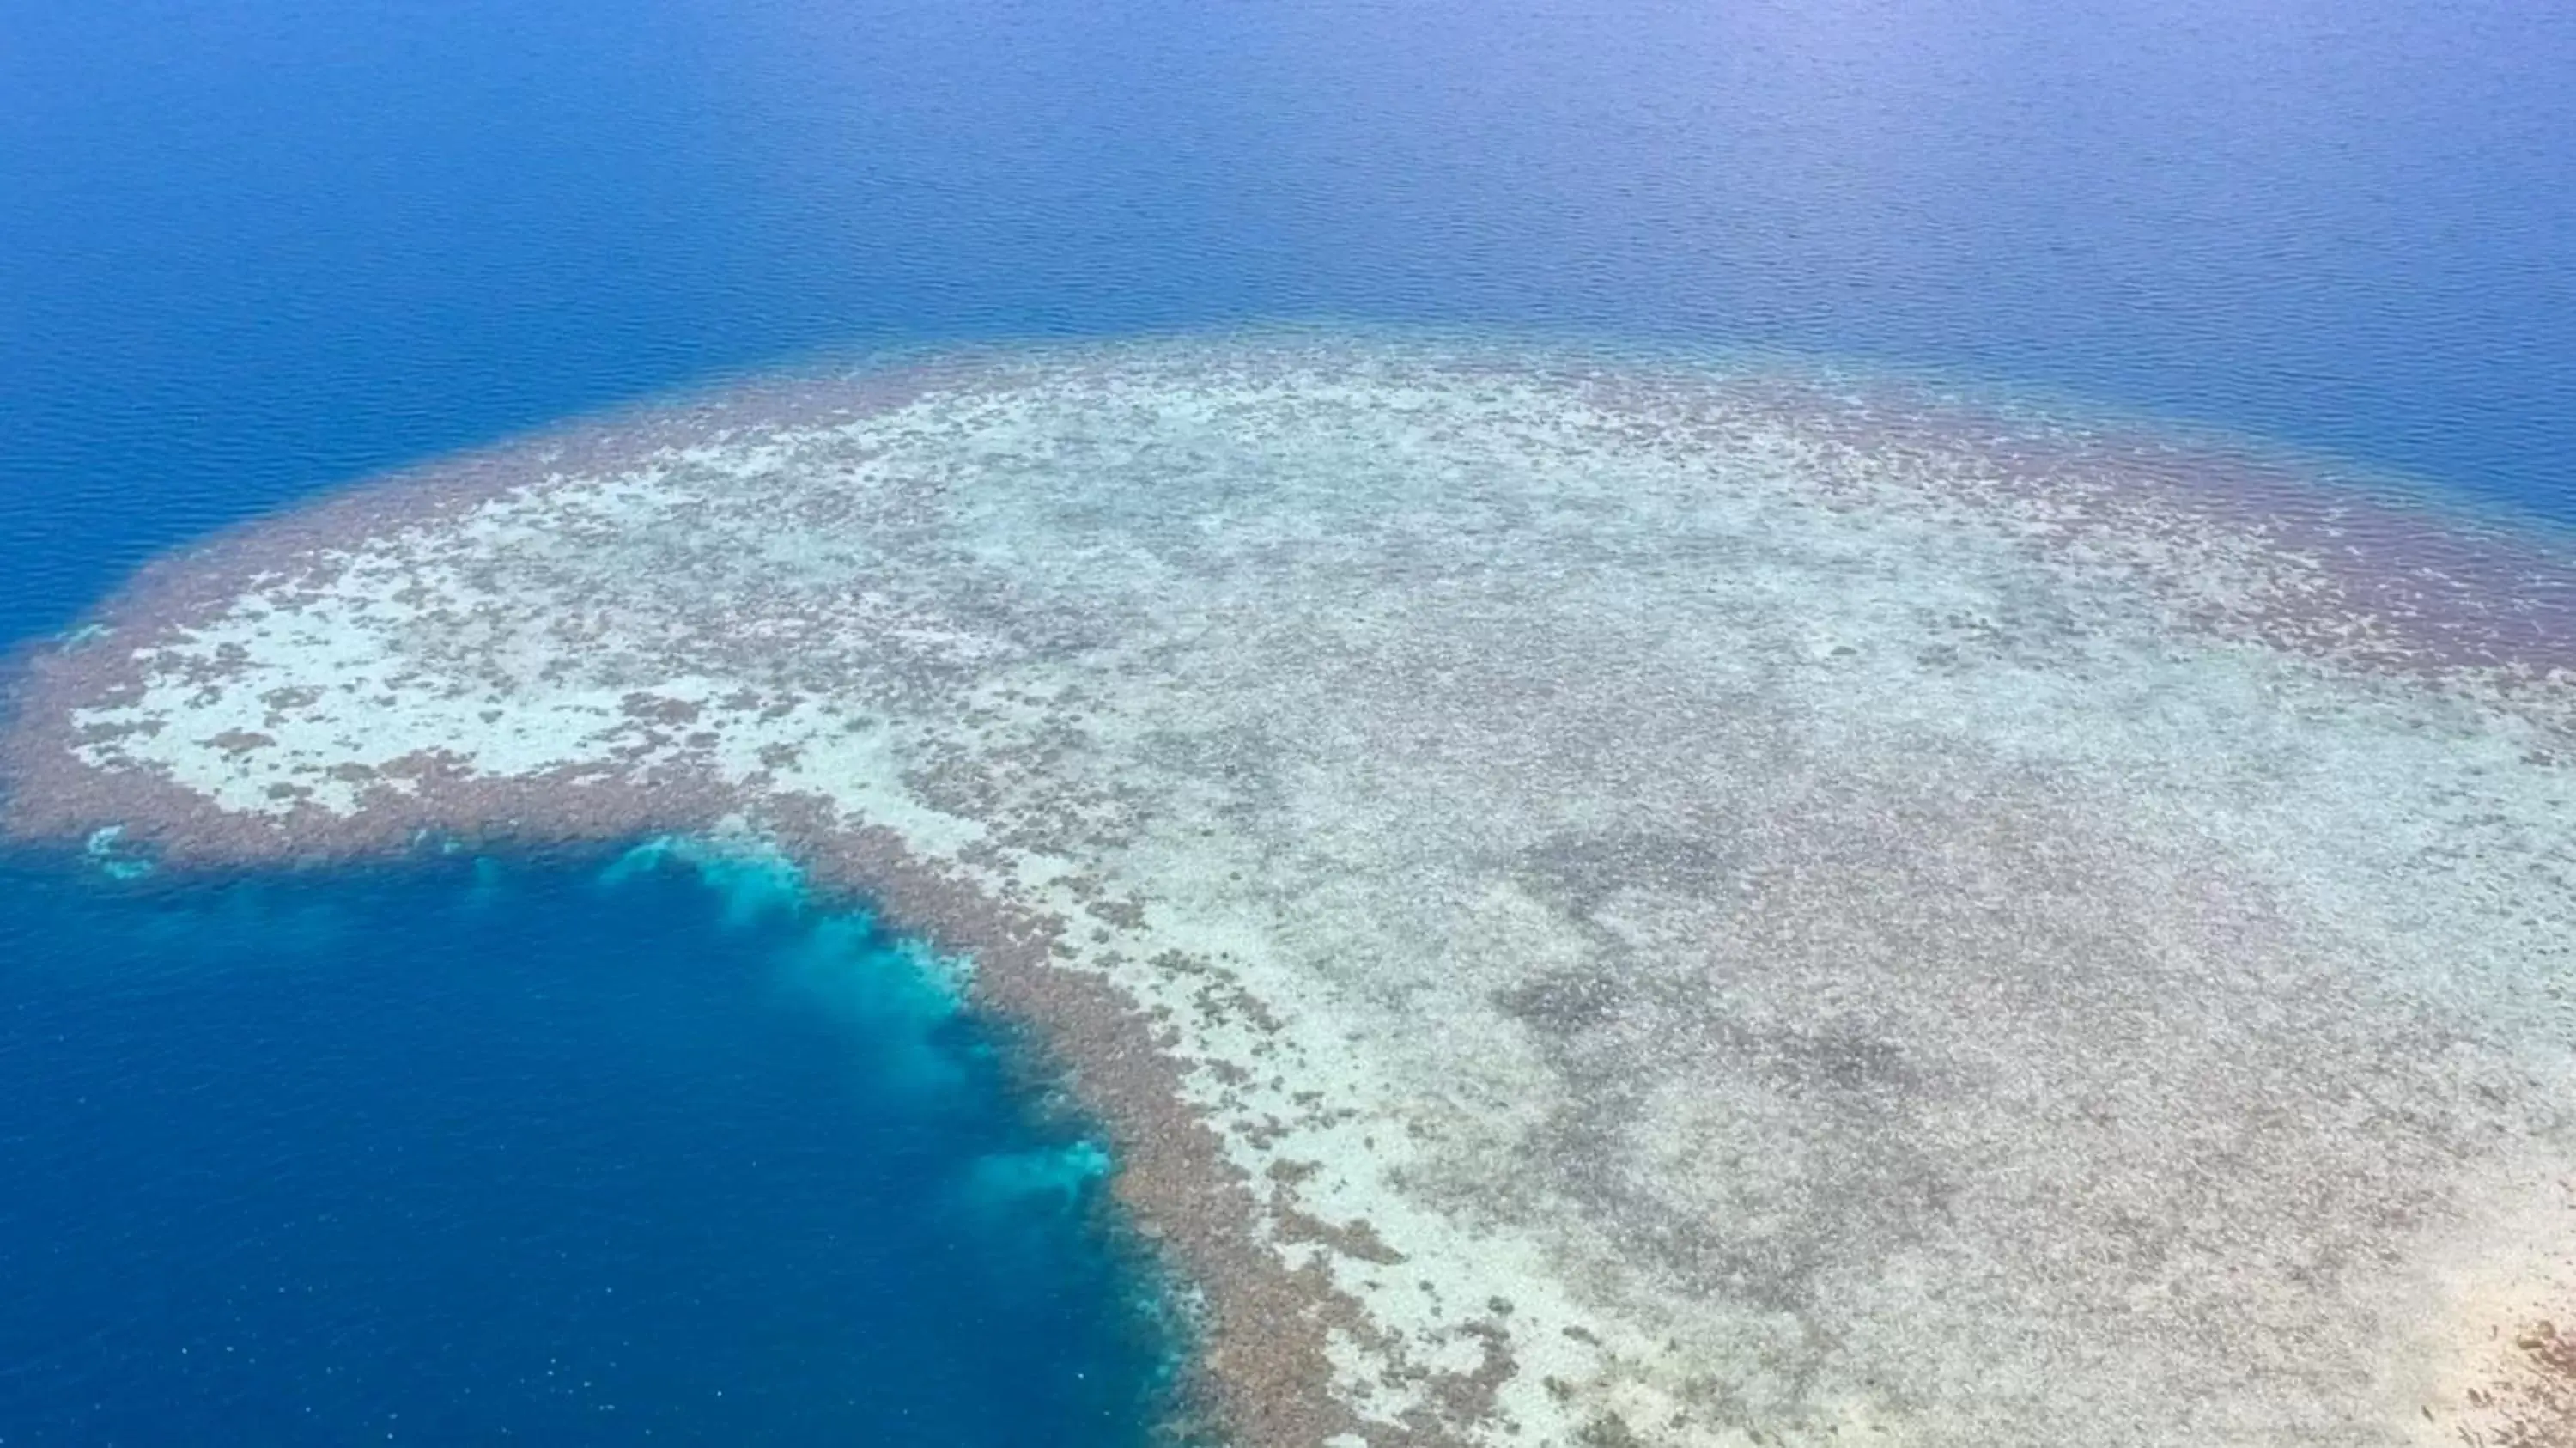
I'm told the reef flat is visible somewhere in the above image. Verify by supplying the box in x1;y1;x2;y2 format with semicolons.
7;333;2575;1447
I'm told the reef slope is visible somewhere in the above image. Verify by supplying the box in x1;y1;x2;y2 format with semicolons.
8;336;2575;1447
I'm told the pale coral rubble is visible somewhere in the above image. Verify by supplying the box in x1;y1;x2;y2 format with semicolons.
6;333;2575;1447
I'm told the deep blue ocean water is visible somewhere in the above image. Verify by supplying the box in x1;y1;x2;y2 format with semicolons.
0;847;1168;1445
2;0;2571;1442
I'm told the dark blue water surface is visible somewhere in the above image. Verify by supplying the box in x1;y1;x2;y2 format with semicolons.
0;849;1166;1445
3;0;2573;1442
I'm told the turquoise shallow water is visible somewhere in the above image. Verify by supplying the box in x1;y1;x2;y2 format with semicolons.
2;0;2570;1440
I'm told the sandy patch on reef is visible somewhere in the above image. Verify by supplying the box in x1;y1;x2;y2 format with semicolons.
6;332;2575;1447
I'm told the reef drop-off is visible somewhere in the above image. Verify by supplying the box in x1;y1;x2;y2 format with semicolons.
6;333;2574;1447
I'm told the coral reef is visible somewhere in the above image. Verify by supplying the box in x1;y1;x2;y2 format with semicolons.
8;334;2573;1445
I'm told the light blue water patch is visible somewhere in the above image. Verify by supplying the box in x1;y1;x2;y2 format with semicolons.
82;824;155;881
600;835;978;1096
949;1139;1127;1300
969;1138;1118;1216
772;916;975;1097
464;851;509;906
599;833;811;924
